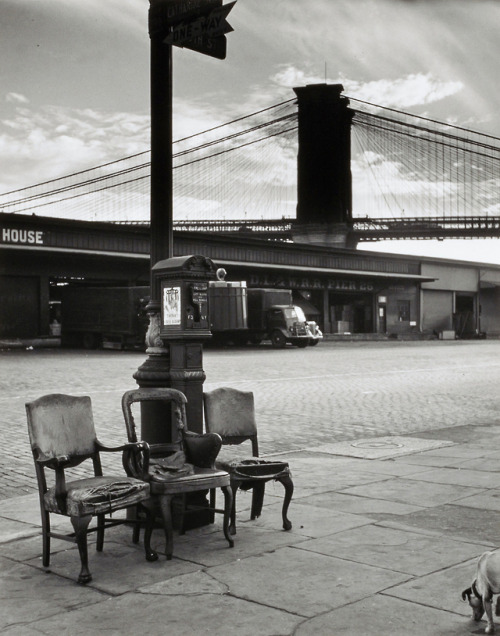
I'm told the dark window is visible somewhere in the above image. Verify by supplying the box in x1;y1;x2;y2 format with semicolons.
398;300;410;322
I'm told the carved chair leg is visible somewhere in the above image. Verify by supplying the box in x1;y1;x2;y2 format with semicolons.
221;485;234;548
140;501;158;562
278;474;294;531
41;509;51;567
229;480;240;536
132;505;141;544
157;494;174;560
250;482;266;520
209;488;216;524
96;513;105;552
70;514;93;584
179;494;187;535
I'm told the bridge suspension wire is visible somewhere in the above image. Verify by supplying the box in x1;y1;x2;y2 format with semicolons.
349;97;500;222
2;93;500;237
0;99;297;223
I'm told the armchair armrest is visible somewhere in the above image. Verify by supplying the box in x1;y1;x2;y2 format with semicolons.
183;431;222;468
96;440;147;454
118;441;151;480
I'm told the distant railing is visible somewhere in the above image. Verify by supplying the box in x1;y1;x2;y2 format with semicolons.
111;216;500;241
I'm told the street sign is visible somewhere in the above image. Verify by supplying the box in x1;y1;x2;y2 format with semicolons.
164;1;235;47
183;34;227;59
149;0;220;37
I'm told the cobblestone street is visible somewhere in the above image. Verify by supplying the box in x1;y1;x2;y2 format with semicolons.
2;339;500;500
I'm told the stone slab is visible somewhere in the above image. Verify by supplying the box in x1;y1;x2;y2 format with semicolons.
0;494;41;524
460;456;500;472
297;524;490;576
289;452;432;477
404;466;500;489
30;587;302;636
138;569;228;595
240;501;374;538
0;534;72;562
208;545;410;618
393;454;480;469
385;556;480;618
25;540;200;595
0;556;105;632
303;491;425;517
416;444;489;459
270;454;391;499
306;436;455;460
453;489;500;513
294;592;472;636
342;477;484;507
157;522;305;568
0;516;39;543
374;504;500;546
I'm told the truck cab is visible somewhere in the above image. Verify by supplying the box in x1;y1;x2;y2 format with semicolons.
267;304;310;348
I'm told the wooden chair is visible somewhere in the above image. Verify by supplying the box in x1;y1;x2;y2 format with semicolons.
25;393;156;585
121;387;234;560
203;386;293;535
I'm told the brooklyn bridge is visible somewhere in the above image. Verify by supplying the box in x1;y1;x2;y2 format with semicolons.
1;84;499;243
2;84;500;343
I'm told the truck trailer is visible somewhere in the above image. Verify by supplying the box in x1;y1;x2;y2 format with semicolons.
60;285;149;349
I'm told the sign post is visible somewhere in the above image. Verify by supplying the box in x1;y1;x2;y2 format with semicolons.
134;0;237;448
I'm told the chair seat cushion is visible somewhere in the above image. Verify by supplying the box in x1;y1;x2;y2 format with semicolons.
216;458;290;481
44;476;150;516
149;466;230;494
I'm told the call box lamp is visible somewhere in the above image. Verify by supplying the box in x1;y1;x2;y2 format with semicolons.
134;255;217;443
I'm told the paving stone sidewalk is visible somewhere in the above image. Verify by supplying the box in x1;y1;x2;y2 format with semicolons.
2;422;500;635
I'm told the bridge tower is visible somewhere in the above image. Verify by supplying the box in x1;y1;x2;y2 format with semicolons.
292;83;357;248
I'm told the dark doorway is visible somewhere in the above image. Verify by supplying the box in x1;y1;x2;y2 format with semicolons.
329;292;373;333
454;294;475;337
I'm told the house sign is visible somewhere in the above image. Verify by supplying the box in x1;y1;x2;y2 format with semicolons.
2;228;44;245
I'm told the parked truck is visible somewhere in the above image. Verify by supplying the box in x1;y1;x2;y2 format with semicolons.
208;282;312;348
60;285;149;349
59;282;318;350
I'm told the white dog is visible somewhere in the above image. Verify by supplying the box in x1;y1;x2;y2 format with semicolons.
462;550;500;633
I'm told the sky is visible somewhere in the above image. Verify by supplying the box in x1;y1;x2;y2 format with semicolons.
1;0;500;264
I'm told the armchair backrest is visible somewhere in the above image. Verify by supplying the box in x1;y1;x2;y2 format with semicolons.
203;387;259;456
121;387;188;456
26;394;97;463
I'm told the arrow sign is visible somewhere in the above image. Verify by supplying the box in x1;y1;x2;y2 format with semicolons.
149;0;221;37
183;34;227;59
164;1;235;46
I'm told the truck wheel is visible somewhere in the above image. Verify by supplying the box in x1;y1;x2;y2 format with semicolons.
296;340;309;348
271;331;286;349
309;339;319;346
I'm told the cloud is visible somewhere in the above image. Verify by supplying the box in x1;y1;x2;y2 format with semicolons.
5;92;29;104
345;74;464;109
0;103;150;192
271;66;463;110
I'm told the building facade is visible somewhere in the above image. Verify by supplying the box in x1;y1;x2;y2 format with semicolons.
2;213;500;342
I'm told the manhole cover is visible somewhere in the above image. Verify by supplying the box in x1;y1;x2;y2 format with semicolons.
352;440;404;450
306;436;454;459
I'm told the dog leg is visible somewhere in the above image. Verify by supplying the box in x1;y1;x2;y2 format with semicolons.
484;598;495;634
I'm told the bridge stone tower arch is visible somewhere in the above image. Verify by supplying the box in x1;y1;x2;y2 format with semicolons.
292;83;357;248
